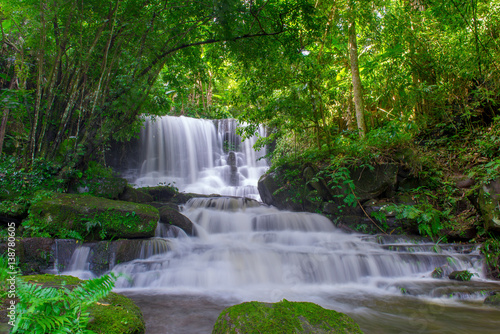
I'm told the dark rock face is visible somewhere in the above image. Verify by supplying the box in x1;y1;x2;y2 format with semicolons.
158;206;196;236
212;299;364;334
258;163;399;215
227;151;239;186
350;164;398;201
258;172;303;211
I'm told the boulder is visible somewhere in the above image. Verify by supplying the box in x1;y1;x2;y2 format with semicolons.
484;292;500;307
118;186;153;203
350;164;398;201
257;172;304;211
448;270;474;281
74;176;127;200
477;178;500;232
212;299;363;334
158;206;196;236
27;194;159;241
139;185;178;202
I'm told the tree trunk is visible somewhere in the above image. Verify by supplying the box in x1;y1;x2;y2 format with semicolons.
348;10;367;138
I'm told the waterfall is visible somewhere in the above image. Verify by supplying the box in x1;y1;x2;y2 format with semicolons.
67;115;500;333
113;198;483;294
128;116;268;200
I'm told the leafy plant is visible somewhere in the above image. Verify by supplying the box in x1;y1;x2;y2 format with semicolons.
12;273;117;333
381;203;450;240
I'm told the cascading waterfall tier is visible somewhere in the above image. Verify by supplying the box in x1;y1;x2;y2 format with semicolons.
113;197;483;293
127;116;268;200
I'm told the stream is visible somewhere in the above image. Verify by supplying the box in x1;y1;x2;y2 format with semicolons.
68;116;500;333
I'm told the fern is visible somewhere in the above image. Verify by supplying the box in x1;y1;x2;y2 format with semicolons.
12;273;117;333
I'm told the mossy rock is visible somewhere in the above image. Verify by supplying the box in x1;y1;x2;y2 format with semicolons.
118;186;153;203
484;292;500;307
139;186;178;202
87;292;145;334
212;299;363;334
13;275;145;334
26;193;159;241
76;176;128;200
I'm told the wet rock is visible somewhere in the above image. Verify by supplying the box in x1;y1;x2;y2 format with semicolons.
258;172;304;211
158;206;196;236
212;299;363;334
449;270;474;281
484;292;500;307
432;265;453;279
28;193;159;241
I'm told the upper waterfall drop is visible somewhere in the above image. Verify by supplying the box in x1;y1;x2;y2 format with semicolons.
129;116;268;200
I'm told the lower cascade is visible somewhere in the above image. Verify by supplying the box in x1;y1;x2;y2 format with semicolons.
60;197;500;333
65;117;500;333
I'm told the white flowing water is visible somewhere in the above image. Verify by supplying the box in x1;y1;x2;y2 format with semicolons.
66;116;500;333
129;116;268;200
110;197;500;333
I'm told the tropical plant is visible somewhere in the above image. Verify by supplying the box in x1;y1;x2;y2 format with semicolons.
11;273;117;333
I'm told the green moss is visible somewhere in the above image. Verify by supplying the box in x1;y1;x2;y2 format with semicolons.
20;274;83;288
484;292;500;307
87;292;145;334
212;299;363;334
24;193;159;241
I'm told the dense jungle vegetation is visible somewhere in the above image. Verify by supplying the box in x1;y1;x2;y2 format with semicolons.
1;0;500;272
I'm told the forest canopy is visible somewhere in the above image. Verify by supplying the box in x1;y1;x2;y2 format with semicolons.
0;0;499;168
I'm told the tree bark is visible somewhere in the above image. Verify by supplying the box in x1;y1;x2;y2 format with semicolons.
0;77;17;156
348;10;367;138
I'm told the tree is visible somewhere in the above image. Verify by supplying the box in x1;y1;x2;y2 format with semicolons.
0;0;311;167
347;0;367;138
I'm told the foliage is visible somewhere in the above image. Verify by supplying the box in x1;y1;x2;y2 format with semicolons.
11;273;117;333
379;203;451;240
482;237;500;279
0;156;66;200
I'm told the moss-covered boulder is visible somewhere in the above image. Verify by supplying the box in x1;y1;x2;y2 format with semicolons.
118;186;153;203
477;179;500;233
158;206;196;236
75;176;128;200
26;194;159;241
11;274;145;334
139;185;178;202
212;299;363;334
87;292;145;334
484;292;500;307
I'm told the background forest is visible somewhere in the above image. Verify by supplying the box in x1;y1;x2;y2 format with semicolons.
1;0;500;271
